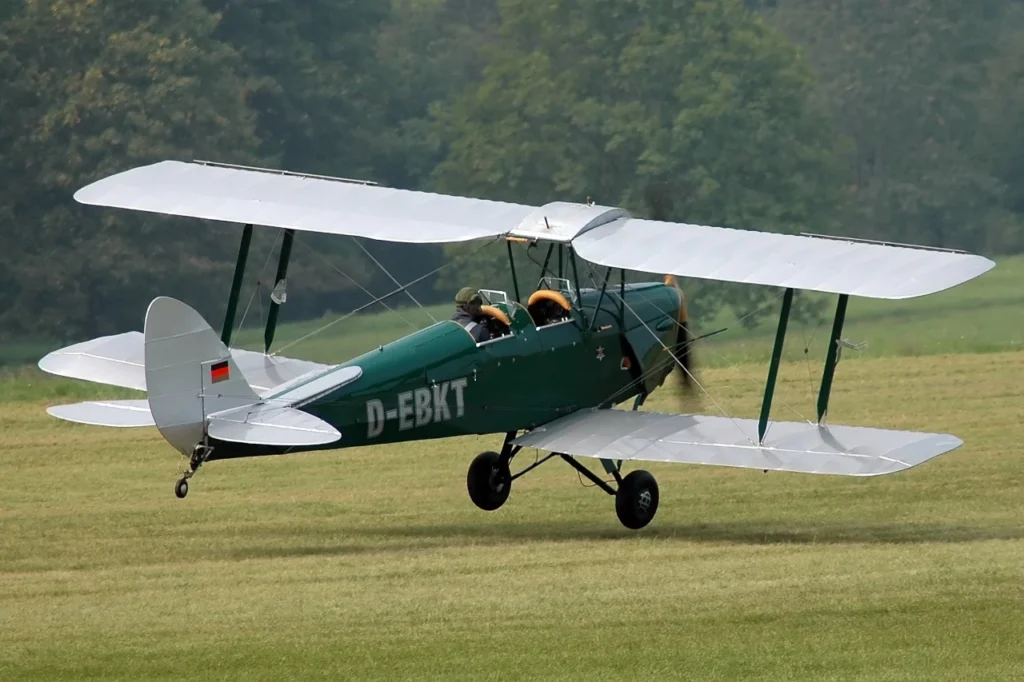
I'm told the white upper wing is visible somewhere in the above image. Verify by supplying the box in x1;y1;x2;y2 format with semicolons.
513;409;962;477
572;219;994;299
74;160;533;243
75;160;994;297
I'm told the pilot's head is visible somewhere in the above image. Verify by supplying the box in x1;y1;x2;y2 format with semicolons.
455;287;483;315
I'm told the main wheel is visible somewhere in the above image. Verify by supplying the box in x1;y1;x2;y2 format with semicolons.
174;478;189;499
467;451;512;511
615;470;659;529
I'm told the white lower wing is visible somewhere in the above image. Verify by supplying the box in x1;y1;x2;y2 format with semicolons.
39;331;329;396
513;409;962;476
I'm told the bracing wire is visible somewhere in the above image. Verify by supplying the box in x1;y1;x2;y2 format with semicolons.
687;291;816;427
597;262;816;428
351;238;437;324
578;260;753;441
607;286;758;446
236;230;282;334
295;238;421;333
272;236;502;356
582;261;818;443
801;314;825;404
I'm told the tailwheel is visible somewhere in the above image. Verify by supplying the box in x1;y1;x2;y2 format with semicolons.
173;443;211;500
467;450;512;511
615;470;659;530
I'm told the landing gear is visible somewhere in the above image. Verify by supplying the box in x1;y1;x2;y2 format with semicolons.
467;450;512;511
615;470;659;530
468;432;661;530
173;443;212;500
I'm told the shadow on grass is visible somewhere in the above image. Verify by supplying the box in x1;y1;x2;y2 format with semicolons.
344;519;1024;547
211;520;1024;562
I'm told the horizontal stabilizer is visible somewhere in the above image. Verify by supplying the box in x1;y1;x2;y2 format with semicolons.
39;331;329;395
514;409;962;477
233;350;327;394
207;403;341;447
47;400;154;427
39;333;146;391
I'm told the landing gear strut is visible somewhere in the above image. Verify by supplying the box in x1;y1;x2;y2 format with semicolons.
174;443;212;499
466;432;660;529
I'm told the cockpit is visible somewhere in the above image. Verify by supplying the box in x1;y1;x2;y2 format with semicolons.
460;277;578;346
476;289;516;341
526;277;575;327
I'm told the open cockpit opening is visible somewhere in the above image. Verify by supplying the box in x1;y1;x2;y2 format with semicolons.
451;287;517;345
477;289;515;342
527;277;575;328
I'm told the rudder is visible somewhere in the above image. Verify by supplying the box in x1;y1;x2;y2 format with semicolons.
144;297;258;455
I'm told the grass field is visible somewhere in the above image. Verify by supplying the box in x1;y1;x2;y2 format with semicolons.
1;256;1022;680
2;350;1023;680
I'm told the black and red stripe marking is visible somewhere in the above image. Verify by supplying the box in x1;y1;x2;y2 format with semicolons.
210;360;230;383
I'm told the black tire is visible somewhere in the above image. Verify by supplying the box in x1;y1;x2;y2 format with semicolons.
467;451;512;511
615;470;659;529
174;478;189;499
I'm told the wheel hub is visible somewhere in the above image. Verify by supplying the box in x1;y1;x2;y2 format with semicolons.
489;466;508;493
637;489;652;515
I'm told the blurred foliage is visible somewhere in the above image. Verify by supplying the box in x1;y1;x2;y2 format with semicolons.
0;0;1021;341
766;0;1023;252
432;0;845;327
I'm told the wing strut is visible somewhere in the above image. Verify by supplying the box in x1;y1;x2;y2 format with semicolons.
568;247;587;328
221;224;253;347
816;294;849;424
264;228;295;353
506;240;521;302
758;288;794;443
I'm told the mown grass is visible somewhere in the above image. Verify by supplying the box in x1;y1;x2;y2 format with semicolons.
2;350;1023;680
703;253;1024;365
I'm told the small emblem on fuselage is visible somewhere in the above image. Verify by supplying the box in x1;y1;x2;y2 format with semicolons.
595;346;605;361
365;377;468;439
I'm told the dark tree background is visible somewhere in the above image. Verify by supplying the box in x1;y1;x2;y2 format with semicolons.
1;0;1020;341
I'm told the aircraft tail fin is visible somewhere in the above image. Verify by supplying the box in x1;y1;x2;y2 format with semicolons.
143;296;260;454
40;296;341;452
143;297;341;452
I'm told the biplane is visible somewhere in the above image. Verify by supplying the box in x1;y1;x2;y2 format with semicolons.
39;160;995;529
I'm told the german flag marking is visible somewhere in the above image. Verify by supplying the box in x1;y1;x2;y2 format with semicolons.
210;360;230;384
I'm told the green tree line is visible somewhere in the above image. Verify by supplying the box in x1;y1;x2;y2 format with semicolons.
1;0;1021;342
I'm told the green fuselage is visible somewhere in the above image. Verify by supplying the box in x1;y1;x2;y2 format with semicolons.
209;282;683;460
